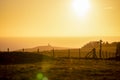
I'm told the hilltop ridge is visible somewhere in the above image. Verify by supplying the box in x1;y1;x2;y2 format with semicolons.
17;44;68;52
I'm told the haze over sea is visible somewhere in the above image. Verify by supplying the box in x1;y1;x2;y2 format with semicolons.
0;36;120;51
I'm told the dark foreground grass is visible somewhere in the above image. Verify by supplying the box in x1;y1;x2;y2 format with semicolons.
0;52;52;64
0;59;120;80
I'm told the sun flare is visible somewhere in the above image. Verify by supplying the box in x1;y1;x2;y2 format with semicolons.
72;0;91;17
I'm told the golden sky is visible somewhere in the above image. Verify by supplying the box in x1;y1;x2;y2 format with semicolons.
0;0;120;37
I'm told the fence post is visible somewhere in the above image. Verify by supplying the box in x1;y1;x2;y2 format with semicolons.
102;51;104;59
53;48;55;58
7;48;9;52
116;42;120;60
99;40;102;59
22;48;24;52
105;51;107;59
68;49;70;58
109;52;111;58
112;52;114;58
37;48;39;53
113;52;115;58
79;48;81;59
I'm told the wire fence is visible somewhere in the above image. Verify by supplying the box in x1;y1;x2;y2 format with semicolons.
0;48;116;59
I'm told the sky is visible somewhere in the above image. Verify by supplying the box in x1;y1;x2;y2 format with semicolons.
0;0;120;37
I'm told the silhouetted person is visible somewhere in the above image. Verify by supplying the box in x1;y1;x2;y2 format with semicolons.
93;48;97;59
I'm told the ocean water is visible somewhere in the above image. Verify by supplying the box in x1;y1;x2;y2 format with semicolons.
0;36;120;51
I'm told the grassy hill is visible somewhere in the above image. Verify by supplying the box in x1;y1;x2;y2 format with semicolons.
1;41;119;65
17;45;68;52
80;41;118;58
40;41;119;59
0;52;53;64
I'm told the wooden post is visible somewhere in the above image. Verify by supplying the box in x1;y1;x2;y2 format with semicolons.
7;48;9;52
79;48;81;59
53;48;55;58
99;40;102;59
109;52;111;58
102;51;104;59
22;48;24;52
112;52;114;58
105;51;107;59
114;52;116;58
68;49;70;58
116;42;120;60
37;48;39;53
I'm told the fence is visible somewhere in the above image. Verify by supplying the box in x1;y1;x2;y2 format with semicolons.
0;48;116;59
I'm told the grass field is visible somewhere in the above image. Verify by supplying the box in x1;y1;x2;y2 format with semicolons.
0;58;120;80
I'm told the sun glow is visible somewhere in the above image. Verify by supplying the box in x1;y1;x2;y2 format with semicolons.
72;0;91;17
